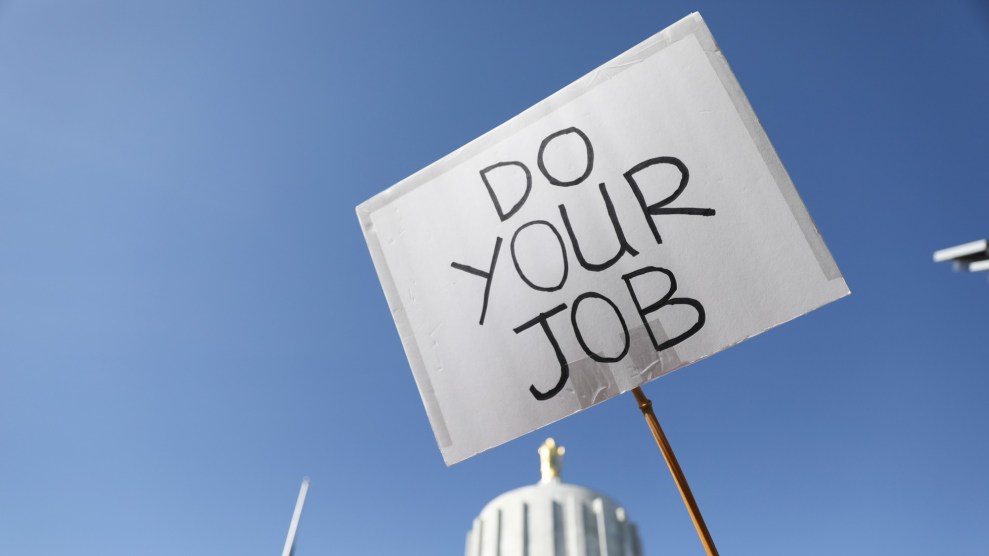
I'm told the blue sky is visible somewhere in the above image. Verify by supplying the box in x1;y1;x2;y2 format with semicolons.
1;1;987;554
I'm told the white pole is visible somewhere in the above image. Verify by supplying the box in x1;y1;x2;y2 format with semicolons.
281;477;311;556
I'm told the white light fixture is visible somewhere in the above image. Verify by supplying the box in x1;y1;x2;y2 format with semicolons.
934;239;989;275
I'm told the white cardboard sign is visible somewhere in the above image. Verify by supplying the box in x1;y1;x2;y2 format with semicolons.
357;13;848;465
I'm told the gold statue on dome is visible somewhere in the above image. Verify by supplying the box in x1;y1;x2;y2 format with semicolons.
538;438;565;483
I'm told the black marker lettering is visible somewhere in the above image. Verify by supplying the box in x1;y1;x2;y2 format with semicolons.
559;182;639;272
622;266;706;351
537;127;594;187
450;236;502;325
510;220;568;292
513;304;570;401
480;161;532;222
571;292;630;363
623;156;715;244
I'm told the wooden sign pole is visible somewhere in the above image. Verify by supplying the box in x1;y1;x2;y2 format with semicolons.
632;387;719;556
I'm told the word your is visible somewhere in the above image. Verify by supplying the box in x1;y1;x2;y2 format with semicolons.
451;127;715;400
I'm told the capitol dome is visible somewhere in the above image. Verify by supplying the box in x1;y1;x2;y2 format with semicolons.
465;439;643;556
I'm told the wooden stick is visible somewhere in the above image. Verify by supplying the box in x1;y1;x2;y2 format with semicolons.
632;387;719;556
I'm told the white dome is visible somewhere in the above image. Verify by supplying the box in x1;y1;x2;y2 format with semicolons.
465;440;643;556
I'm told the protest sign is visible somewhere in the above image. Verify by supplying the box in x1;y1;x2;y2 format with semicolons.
358;13;848;465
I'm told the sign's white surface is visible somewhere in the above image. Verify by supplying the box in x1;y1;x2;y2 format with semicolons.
357;13;848;465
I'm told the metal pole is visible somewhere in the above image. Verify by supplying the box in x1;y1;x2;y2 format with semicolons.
281;477;311;556
632;387;719;556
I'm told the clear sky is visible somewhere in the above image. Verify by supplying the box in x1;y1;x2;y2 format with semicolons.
1;1;987;554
